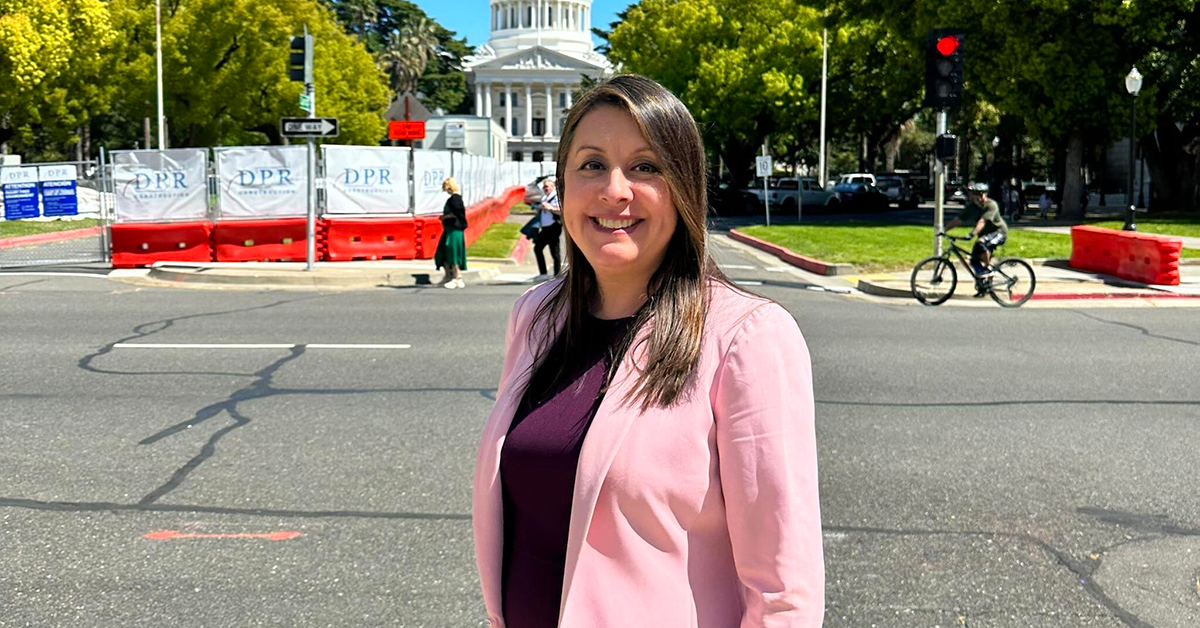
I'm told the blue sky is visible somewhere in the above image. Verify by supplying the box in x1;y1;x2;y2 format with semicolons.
419;0;630;49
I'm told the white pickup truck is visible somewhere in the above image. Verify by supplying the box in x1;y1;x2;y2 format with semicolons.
765;177;839;210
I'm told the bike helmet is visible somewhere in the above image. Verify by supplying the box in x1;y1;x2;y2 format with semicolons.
968;182;989;193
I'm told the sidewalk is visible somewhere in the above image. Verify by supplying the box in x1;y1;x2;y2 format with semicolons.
850;259;1200;303
727;228;1200;306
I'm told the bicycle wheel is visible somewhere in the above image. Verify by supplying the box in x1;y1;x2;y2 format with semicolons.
989;259;1036;307
910;256;957;305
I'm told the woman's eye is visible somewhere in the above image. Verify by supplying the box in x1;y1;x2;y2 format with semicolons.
634;162;661;174
580;160;604;170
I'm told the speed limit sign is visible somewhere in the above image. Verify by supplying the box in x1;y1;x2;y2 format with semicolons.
755;156;772;177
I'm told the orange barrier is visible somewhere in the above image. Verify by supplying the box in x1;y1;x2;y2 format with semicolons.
416;187;524;259
1070;225;1182;285
213;218;313;262
111;222;214;268
324;217;418;261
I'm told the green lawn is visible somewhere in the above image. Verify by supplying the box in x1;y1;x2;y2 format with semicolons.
508;202;534;215
739;222;1200;273
1090;215;1200;239
468;222;522;258
0;218;100;238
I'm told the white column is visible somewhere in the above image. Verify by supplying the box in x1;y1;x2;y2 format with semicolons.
505;82;513;135
475;84;482;116
566;86;573;109
525;84;533;137
545;84;553;138
485;82;493;118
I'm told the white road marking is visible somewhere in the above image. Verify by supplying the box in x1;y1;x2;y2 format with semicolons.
114;343;410;350
719;264;756;270
765;267;791;272
735;280;764;286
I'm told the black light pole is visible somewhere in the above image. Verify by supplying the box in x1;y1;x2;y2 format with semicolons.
1124;67;1143;231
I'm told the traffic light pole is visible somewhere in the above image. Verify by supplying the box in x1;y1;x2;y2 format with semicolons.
303;25;317;272
934;110;947;257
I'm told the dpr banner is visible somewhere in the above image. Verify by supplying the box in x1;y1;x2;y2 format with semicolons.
323;146;410;214
215;146;308;218
1;167;40;220
414;150;452;215
111;149;209;222
39;165;79;217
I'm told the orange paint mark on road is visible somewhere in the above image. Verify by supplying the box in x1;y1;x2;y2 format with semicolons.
144;529;302;541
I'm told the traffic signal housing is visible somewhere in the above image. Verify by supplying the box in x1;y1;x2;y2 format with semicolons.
925;29;964;108
289;34;313;83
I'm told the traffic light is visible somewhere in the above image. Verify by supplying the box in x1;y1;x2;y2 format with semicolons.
925;29;964;108
288;33;313;83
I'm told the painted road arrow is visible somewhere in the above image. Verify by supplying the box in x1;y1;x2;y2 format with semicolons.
280;117;339;137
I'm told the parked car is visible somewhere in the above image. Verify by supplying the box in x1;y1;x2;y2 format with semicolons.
875;175;922;209
768;177;840;211
832;182;889;212
837;173;876;186
524;175;555;204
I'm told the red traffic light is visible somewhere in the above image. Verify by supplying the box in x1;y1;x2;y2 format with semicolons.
936;36;959;56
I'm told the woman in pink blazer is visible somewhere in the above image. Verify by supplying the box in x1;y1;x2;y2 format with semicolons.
473;75;824;627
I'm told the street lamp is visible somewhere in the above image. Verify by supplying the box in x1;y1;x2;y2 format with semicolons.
1124;66;1143;231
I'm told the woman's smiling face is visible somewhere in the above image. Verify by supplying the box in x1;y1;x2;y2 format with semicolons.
562;105;678;283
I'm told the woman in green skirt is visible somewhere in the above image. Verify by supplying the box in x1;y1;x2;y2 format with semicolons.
437;178;469;289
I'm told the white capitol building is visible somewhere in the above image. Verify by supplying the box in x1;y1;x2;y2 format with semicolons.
465;0;613;163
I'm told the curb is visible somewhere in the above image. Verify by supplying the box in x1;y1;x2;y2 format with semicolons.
856;277;1200;301
510;234;533;264
727;229;855;276
0;226;102;249
144;263;502;288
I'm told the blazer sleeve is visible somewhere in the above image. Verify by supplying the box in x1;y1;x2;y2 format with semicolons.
712;303;824;627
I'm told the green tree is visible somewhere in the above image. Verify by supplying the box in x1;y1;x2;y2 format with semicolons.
0;0;117;158
105;0;388;148
817;0;1199;218
607;0;824;186
325;0;470;113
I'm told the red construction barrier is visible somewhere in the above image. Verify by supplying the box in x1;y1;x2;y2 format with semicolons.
324;217;418;261
1070;225;1182;285
415;216;443;260
213;218;312;262
111;221;214;268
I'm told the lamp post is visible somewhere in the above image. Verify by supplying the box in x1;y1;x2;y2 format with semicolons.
1124;67;1143;231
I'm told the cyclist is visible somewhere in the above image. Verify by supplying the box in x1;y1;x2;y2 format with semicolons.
945;182;1008;295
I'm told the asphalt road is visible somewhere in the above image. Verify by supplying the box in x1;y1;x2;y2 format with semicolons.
2;237;1199;627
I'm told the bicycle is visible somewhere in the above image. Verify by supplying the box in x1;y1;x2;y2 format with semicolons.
910;233;1037;307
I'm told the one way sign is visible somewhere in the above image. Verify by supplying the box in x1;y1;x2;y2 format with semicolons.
280;117;339;137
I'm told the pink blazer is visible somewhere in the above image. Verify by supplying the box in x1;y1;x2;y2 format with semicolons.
473;279;824;627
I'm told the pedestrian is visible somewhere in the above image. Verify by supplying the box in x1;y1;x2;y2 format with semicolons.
435;177;468;289
473;74;824;628
1038;190;1052;219
532;178;562;281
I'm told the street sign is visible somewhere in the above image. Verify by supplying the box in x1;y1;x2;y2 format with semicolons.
388;120;426;141
298;94;313;113
755;156;772;177
280;117;339;137
444;120;466;149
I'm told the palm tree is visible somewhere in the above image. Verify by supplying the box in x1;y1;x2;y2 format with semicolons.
379;16;438;96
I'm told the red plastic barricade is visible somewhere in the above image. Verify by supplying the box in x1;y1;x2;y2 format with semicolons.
111;221;214;268
324;217;419;261
213;218;312;262
415;216;443;260
1070;225;1182;286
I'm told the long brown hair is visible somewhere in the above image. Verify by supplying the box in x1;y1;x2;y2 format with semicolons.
527;74;732;409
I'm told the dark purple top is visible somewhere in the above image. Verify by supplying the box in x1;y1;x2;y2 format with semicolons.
500;314;635;628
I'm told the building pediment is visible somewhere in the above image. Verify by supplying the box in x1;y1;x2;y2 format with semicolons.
468;46;608;72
